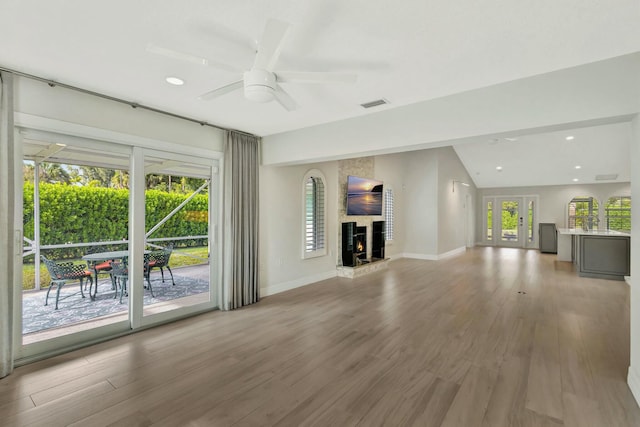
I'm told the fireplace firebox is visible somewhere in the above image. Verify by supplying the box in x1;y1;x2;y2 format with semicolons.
341;221;385;267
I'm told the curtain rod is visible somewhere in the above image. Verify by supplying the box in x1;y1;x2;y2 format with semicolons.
0;66;258;138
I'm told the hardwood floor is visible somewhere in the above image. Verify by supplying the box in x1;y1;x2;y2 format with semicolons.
1;247;639;426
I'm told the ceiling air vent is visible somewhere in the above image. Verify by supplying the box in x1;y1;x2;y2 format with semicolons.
595;174;618;181
360;98;389;109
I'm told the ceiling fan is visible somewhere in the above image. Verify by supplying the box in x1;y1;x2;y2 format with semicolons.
149;19;357;111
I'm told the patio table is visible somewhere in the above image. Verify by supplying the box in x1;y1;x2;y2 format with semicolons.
82;250;148;299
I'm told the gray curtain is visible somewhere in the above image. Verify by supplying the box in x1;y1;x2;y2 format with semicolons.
222;131;260;310
0;71;16;378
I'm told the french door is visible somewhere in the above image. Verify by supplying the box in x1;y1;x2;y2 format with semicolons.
484;196;538;249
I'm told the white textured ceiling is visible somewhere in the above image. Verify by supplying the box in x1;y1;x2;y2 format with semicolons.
1;0;639;187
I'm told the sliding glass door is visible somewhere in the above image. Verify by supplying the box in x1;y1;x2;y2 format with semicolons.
140;151;216;323
21;133;133;349
18;132;219;358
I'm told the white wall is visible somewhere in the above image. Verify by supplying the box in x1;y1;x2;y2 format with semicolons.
401;149;439;256
259;161;339;296
477;182;631;244
14;77;224;151
437;147;477;254
629;114;640;402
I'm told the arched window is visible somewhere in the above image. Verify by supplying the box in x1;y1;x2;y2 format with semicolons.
303;170;326;258
605;196;631;232
568;196;599;230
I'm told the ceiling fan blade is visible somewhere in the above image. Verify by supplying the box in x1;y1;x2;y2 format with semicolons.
274;84;298;111
275;71;357;84
253;19;291;71
146;43;240;73
198;80;243;101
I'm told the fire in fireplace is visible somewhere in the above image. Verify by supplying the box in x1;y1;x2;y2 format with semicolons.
354;226;367;261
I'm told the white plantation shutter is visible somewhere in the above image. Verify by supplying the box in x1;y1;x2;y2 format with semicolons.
384;188;394;241
304;175;325;255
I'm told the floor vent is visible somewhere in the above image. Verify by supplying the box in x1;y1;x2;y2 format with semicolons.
595;174;618;181
360;98;389;109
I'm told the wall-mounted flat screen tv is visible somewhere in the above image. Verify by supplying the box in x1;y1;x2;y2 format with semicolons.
346;175;383;215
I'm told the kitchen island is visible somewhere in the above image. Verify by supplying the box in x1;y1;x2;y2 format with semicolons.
557;228;630;280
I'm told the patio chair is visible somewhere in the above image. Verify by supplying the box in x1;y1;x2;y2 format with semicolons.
109;260;129;304
145;244;175;286
85;246;115;292
41;255;93;310
110;258;156;303
142;253;156;298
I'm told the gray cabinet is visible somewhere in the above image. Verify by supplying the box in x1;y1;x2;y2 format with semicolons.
579;235;630;280
539;223;557;253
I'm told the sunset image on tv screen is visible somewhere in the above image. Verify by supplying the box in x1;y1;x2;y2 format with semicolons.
346;176;383;215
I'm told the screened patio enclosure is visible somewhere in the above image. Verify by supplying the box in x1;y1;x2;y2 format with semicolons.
20;129;217;344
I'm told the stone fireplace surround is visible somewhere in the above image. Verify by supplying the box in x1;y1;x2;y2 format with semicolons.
337;157;389;278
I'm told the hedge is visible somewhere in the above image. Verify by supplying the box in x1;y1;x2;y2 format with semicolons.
24;183;208;260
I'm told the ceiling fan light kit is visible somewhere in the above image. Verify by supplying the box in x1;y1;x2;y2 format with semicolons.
243;69;276;103
151;18;357;111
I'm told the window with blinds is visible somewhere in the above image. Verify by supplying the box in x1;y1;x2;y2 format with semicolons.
303;173;326;258
384;188;394;241
605;196;631;233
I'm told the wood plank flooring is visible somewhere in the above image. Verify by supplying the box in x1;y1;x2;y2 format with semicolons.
1;247;639;426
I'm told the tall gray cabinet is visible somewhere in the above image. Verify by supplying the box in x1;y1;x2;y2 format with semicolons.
539;223;557;253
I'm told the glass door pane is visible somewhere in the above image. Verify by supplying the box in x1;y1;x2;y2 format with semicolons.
486;201;493;241
528;200;534;243
498;199;522;247
142;154;212;319
21;140;131;345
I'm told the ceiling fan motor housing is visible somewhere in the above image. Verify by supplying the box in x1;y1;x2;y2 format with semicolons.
244;69;276;103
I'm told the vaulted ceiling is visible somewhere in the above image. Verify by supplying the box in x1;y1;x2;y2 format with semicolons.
1;0;639;187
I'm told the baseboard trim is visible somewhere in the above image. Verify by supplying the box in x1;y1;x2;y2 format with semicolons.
402;246;466;261
438;246;467;259
261;270;337;297
628;365;640;406
402;252;439;261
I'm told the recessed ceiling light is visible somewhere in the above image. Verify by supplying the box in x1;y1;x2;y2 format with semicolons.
575;165;581;169
165;76;185;86
573;178;579;182
504;137;518;142
566;136;575;141
496;166;503;171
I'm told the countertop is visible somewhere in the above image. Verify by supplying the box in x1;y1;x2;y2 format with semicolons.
557;228;631;237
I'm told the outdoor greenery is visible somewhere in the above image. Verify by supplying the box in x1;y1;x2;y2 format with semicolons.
23;163;206;192
23;183;208;260
24;161;209;258
605;196;631;232
487;201;519;239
